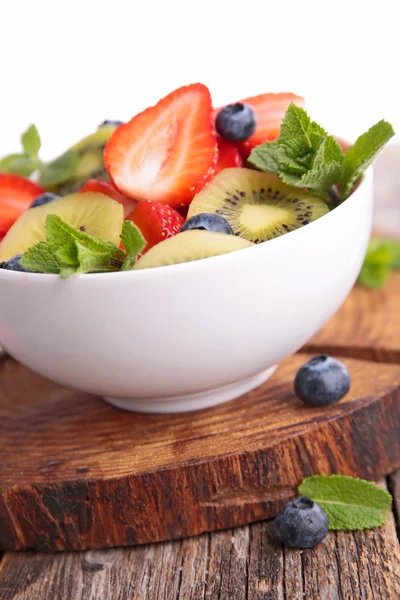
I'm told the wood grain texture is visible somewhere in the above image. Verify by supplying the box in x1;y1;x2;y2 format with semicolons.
305;273;400;363
1;352;400;551
0;477;399;599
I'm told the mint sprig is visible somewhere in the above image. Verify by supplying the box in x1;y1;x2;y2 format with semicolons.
0;124;81;188
358;238;400;290
249;105;394;201
0;124;43;178
120;220;146;270
298;475;392;530
20;216;145;277
338;120;394;198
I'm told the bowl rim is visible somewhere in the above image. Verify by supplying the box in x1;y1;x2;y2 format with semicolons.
0;168;373;282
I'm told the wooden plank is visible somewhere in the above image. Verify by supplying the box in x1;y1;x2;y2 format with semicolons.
1;480;399;599
1;354;400;551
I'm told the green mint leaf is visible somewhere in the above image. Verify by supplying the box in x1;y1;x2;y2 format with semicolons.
54;242;79;268
121;220;146;255
0;153;25;172
39;150;80;188
249;141;281;174
249;104;345;194
75;241;121;274
20;241;61;274
279;103;327;159
2;155;41;178
357;238;400;289
120;221;146;271
358;262;392;290
45;214;111;252
43;215;125;277
299;475;392;530
338;120;395;199
380;239;400;269
60;266;77;279
21;124;41;157
281;137;344;191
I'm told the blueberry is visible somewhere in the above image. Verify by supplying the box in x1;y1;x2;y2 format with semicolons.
215;102;257;142
181;213;234;235
294;354;351;406
30;192;59;208
0;254;34;273
274;496;329;548
99;120;124;128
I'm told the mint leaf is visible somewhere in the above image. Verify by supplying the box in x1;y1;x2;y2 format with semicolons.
21;124;41;157
380;239;400;268
358;262;392;290
121;220;146;255
74;241;121;274
357;238;400;289
39;150;80;188
339;120;395;199
45;214;122;257
249;104;345;193
281;136;344;191
0;153;25;172
299;475;392;530
249;142;281;174
43;215;125;276
279;103;326;160
20;241;61;274
3;155;41;178
119;221;146;270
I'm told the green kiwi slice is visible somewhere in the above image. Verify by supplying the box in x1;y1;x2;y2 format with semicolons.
133;230;254;270
39;125;117;195
187;168;330;243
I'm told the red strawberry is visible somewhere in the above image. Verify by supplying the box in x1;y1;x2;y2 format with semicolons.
0;174;45;238
215;93;304;159
213;138;243;176
79;179;137;217
129;201;184;253
104;84;218;208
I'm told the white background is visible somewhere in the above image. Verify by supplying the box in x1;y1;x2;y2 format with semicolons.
0;0;398;159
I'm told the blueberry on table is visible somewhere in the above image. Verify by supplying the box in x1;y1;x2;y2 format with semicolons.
99;120;124;128
0;254;35;273
215;102;257;142
274;496;329;548
181;213;234;235
30;192;59;208
294;354;351;406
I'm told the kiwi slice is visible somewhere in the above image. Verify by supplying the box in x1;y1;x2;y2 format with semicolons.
39;125;117;195
133;230;254;270
0;193;123;262
187;168;330;243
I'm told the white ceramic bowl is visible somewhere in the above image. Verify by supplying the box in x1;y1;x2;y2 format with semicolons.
0;170;373;413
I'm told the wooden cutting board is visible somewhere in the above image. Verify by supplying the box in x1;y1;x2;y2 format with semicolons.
1;276;400;552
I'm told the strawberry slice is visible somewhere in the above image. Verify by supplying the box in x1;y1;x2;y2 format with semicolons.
213;138;243;176
0;174;45;238
216;93;304;159
104;84;218;208
79;179;137;218
129;201;184;253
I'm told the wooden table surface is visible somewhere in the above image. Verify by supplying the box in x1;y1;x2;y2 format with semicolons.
1;148;400;599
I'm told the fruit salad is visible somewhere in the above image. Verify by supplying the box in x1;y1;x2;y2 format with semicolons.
0;84;394;276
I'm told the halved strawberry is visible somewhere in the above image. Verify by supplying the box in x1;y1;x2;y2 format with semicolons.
215;93;304;159
0;174;45;238
129;201;184;253
104;84;218;208
79;179;137;217
213;138;243;176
